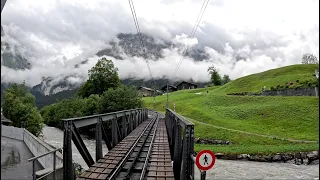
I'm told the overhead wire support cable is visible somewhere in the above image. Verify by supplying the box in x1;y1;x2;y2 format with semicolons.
166;0;210;109
171;0;210;81
171;0;207;79
128;0;157;109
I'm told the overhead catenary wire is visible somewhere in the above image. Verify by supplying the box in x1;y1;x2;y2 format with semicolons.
171;0;210;81
166;0;210;109
128;0;157;109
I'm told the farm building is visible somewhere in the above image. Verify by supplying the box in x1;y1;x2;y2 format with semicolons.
160;85;177;92
138;86;162;97
176;81;198;90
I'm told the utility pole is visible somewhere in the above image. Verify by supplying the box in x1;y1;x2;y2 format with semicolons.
166;84;169;108
153;88;156;110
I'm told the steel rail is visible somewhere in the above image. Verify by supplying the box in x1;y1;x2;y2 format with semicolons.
139;113;159;180
107;111;158;179
123;113;159;179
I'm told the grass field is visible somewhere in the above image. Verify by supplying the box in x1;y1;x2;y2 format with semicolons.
143;64;319;154
215;64;319;94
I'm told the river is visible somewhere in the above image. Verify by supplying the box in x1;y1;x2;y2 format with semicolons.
41;125;108;170
41;125;319;179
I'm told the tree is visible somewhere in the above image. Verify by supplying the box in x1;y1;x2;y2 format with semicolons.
82;94;101;116
302;53;319;64
2;83;43;136
207;65;222;86
222;75;231;85
99;85;143;113
78;57;121;97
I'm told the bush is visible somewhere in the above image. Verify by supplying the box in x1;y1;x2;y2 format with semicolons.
41;85;143;128
41;59;142;128
270;86;274;90
3;83;43;136
99;85;143;113
204;84;213;88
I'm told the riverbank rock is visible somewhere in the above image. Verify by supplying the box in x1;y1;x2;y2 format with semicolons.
212;151;319;165
272;154;282;161
280;153;293;162
237;154;249;159
307;151;319;164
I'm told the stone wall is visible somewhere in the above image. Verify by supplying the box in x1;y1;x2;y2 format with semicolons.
262;87;319;96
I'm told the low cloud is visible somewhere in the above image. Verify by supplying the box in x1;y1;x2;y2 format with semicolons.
1;0;319;87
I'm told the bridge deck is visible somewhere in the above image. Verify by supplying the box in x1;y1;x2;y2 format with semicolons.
77;114;174;180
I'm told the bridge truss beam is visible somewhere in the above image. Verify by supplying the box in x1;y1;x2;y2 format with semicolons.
62;108;148;180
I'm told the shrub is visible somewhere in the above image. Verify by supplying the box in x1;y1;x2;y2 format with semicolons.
3;83;43;136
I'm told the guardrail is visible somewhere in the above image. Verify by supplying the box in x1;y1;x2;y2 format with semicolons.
28;147;62;180
165;108;194;180
62;108;148;180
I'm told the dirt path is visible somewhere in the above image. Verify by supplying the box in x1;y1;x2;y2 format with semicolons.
187;118;318;143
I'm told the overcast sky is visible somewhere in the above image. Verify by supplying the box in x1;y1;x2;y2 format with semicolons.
1;0;319;86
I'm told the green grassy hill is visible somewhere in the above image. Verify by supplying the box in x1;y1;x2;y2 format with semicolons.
215;64;319;94
144;64;319;154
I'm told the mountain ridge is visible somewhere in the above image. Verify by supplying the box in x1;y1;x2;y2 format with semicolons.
1;32;211;97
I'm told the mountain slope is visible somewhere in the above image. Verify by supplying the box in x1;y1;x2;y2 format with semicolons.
215;64;319;94
95;33;209;61
143;64;319;154
32;76;82;96
1;42;31;70
33;33;210;96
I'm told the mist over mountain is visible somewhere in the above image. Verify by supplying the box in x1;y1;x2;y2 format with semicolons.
1;32;210;100
26;33;210;96
1;0;318;106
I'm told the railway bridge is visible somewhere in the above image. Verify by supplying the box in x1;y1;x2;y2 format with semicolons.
62;108;197;180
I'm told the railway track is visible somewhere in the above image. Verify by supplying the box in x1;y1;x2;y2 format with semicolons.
109;111;159;180
77;111;174;180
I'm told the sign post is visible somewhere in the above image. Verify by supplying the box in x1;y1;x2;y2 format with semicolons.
195;150;216;180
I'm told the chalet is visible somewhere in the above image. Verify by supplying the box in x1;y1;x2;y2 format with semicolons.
160;85;177;92
137;86;162;97
176;81;198;90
